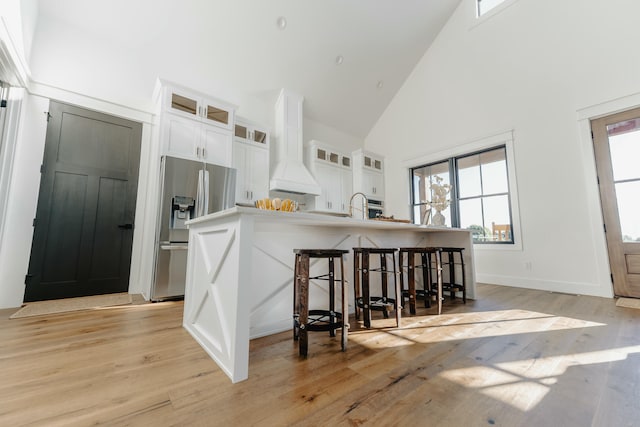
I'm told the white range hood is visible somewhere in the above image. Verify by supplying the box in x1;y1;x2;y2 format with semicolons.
269;89;321;195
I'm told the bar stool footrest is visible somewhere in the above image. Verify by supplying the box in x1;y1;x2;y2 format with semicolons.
356;297;397;312
300;310;344;332
401;289;432;298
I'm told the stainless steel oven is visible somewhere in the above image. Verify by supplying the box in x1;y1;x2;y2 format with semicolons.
367;199;383;219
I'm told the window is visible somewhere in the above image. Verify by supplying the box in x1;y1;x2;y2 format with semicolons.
410;145;514;244
411;160;452;227
477;0;507;17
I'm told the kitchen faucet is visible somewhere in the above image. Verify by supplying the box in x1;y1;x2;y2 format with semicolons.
348;192;369;219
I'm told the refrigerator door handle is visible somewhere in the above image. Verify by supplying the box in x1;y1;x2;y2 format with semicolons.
196;169;204;217
202;169;210;215
160;244;189;250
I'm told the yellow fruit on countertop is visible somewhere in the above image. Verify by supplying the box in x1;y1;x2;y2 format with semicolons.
255;197;296;212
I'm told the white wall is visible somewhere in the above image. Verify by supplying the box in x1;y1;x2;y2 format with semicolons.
304;118;364;153
366;0;640;298
0;0;37;83
0;91;47;308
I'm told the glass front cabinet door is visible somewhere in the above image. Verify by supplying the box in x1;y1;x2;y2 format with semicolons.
165;86;235;131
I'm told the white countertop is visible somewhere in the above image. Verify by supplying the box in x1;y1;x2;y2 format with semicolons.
187;206;468;233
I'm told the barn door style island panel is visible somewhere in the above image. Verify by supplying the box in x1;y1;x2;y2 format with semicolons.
183;207;475;383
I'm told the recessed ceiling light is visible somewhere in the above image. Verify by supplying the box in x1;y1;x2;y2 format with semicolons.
335;55;344;65
377;81;384;89
276;16;287;30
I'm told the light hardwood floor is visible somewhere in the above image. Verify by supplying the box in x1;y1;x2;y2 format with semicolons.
1;284;639;426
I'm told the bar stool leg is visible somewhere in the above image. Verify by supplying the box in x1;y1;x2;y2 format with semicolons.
448;250;456;301
362;252;371;329
293;254;300;341
329;256;336;338
435;250;443;315
393;251;401;327
353;252;361;321
420;252;431;308
298;253;310;357
380;254;389;319
408;251;416;315
340;255;348;352
398;250;405;311
460;252;467;303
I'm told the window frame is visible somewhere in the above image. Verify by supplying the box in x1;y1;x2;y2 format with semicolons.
476;0;507;18
407;131;522;250
473;0;521;27
454;146;514;244
410;159;454;228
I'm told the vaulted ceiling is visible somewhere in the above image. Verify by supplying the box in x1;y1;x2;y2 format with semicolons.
33;0;461;138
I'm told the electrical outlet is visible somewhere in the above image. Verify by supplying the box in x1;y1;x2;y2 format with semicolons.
525;261;532;271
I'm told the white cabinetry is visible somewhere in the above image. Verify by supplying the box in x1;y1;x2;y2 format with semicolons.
162;84;234;131
162;114;233;166
352;149;385;200
233;118;270;205
234;119;269;146
340;165;353;214
305;140;353;214
155;80;236;167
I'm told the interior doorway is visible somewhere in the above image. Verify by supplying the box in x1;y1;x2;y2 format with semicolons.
591;107;640;298
24;101;142;302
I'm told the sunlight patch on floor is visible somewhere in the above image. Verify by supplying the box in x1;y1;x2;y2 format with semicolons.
439;345;640;411
347;309;605;350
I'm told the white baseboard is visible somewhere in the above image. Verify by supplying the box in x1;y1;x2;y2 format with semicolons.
476;273;614;299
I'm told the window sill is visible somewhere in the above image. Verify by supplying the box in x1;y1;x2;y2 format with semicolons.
474;240;522;251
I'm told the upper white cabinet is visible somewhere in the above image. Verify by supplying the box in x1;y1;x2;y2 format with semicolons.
163;85;234;131
352;149;385;200
154;80;236;167
162;114;233;166
234;119;269;146
233;118;270;205
305;140;353;214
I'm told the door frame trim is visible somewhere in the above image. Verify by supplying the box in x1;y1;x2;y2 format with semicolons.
0;85;24;262
21;83;155;304
576;91;640;298
25;82;159;301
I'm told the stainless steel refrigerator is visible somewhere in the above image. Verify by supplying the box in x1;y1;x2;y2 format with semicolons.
151;156;236;301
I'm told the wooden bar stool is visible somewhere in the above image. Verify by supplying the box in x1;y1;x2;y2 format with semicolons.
353;247;401;328
398;247;444;315
440;247;466;304
293;249;349;357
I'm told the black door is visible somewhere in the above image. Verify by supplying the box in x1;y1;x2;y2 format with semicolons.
24;101;142;301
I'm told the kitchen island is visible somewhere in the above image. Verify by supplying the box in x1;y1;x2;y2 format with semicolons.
183;206;475;383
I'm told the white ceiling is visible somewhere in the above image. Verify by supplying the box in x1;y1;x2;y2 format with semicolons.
35;0;461;138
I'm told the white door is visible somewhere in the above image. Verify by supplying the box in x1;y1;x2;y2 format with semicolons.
249;146;269;202
340;169;353;214
315;163;342;212
200;124;232;167
232;143;250;204
363;170;384;199
162;113;200;160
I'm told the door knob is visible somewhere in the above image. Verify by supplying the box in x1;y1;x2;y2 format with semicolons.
117;224;133;230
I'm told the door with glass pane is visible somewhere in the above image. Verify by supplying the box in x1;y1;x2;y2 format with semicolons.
592;108;640;298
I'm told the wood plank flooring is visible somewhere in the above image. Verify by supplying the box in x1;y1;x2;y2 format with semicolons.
1;284;639;426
